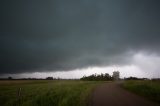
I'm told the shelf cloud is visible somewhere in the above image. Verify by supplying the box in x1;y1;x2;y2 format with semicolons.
1;0;160;75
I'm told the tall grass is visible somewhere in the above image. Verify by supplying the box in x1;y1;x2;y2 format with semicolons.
123;80;160;103
0;80;102;106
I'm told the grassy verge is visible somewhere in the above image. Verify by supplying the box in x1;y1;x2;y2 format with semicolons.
122;80;160;103
0;80;103;106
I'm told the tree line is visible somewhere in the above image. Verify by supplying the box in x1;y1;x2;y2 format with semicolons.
80;73;113;81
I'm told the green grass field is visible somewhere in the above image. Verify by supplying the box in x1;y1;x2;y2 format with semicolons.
123;80;160;103
0;80;103;106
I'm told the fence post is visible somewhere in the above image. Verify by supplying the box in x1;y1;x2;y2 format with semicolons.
18;87;21;106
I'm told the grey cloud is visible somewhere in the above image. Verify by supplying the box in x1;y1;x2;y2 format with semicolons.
0;0;160;74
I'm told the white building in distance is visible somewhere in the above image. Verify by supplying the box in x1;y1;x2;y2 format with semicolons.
112;71;120;80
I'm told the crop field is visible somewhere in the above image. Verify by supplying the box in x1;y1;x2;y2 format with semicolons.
0;80;103;106
123;80;160;103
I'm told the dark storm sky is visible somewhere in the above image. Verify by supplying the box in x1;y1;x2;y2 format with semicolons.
1;0;160;74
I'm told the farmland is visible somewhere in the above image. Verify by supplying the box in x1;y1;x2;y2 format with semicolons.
1;80;160;106
122;80;160;103
0;80;103;106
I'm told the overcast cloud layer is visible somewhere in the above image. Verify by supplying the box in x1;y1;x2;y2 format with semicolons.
1;0;160;74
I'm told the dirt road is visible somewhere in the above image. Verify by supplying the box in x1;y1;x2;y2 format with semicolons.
90;82;159;106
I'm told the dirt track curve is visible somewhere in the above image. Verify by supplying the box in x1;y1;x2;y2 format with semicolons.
90;82;159;106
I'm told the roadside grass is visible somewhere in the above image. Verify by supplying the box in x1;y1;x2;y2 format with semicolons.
122;80;160;103
0;80;103;106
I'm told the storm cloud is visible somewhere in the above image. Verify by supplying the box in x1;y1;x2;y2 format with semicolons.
1;0;160;74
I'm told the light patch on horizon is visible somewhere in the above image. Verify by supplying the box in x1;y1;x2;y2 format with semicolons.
0;65;147;79
133;52;160;77
1;52;160;79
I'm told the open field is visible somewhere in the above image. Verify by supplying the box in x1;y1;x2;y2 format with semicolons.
122;80;160;103
1;80;160;106
0;80;103;106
